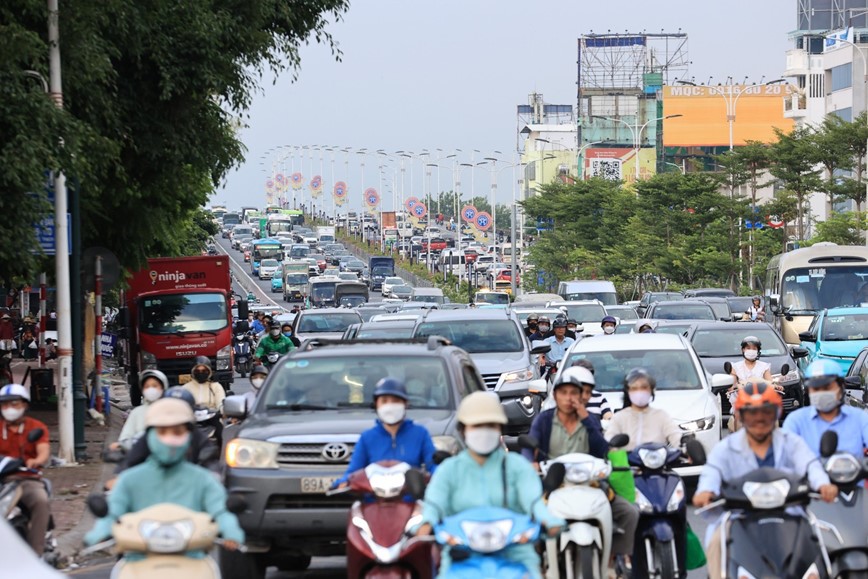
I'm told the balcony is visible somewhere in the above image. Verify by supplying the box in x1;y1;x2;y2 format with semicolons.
783;93;808;118
784;48;810;77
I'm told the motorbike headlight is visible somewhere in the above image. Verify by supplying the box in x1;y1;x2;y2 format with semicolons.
666;480;685;512
825;453;861;484
564;462;593;484
433;435;461;455
141;350;157;370
634;488;654;514
216;345;231;370
461;519;513;553
679;415;716;432
638;447;668;470
742;479;790;510
365;462;409;499
139;519;194;553
225;438;279;469
501;368;534;383
801;563;821;579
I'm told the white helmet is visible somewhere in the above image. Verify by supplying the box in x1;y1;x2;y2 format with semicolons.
0;384;30;403
556;366;596;390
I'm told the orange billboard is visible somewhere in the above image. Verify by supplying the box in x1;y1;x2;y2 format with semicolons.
662;85;794;147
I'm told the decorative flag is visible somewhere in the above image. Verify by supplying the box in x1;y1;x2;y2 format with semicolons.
412;202;428;219
333;181;347;200
291;172;303;190
274;173;286;192
405;197;420;211
365;188;380;208
310;175;322;198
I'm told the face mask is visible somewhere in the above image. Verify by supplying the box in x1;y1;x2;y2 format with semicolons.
464;427;501;455
538;325;550;333
192;370;210;383
270;329;281;337
1;407;24;422
251;378;265;390
629;390;652;408
527;321;538;329
147;429;191;467
142;387;162;403
810;390;840;413
603;326;615;335
376;402;406;425
283;331;292;338
744;350;759;361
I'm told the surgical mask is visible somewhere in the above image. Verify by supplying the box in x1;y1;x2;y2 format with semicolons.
538;325;550;333
270;329;281;337
629;390;652;408
1;407;24;422
603;326;615;335
192;370;210;383
464;427;501;455
376;402;406;425
142;387;162;403
283;331;292;338
251;378;265;390
810;390;840;413
147;429;191;467
743;350;758;361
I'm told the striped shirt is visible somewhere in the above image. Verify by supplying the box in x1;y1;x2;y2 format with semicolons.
587;390;612;417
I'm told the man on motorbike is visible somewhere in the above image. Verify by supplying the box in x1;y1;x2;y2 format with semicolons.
605;369;682;451
693;381;837;579
544;318;575;369
782;360;868;457
239;365;268;414
84;398;244;553
0;313;16;352
254;322;294;366
525;313;540;338
182;356;225;411
415;392;564;578
112;370;168;451
0;384;51;555
601;315;618;335
334;378;436;488
248;312;264;335
528;316;550;342
571;359;614;419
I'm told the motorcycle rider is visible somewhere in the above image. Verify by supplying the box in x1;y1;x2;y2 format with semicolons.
693;381;837;579
544;318;575;369
0;384;51;556
601;315;618;335
525;313;540;338
334;378;436;488
0;313;16;352
782;359;868;457
727;336;780;431
415;392;565;578
84;398;245;552
248;312;264;335
571;359;613;419
112;370;168;451
634;320;657;334
281;322;301;348
528;316;551;342
605;368;682;451
240;364;269;414
746;296;765;321
254;322;295;366
565;318;580;336
182;356;225;411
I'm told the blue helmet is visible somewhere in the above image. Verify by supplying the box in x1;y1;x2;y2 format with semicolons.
601;315;617;326
804;359;843;389
163;386;196;410
373;377;408;401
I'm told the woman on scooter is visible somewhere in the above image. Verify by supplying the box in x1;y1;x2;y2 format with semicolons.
334;378;436;488
182;356;225;411
605;368;682;451
415;392;565;578
727;336;780;431
111;370;168;451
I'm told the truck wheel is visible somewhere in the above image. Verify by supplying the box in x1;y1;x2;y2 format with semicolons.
219;547;265;579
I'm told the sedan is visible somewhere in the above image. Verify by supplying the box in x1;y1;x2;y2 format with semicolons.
390;285;414;301
270;276;283;293
381;276;405;298
257;259;280;280
346;259;366;275
645;300;716;321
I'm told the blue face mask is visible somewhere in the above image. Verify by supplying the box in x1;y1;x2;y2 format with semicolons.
283;331;292;337
147;428;191;467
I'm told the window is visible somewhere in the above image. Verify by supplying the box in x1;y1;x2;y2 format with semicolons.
564;349;701;391
810;73;824;98
460;364;486;396
833;107;853;122
691;328;787;357
415;320;524;353
830;62;853;92
140;293;228;334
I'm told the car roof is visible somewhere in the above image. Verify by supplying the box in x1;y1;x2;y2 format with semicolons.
572;333;689;352
298;308;361;315
418;309;516;322
686;296;728;303
291;337;462;358
823;307;868;315
652;300;708;308
360;320;417;329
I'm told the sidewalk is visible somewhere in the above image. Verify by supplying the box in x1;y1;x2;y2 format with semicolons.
11;360;130;566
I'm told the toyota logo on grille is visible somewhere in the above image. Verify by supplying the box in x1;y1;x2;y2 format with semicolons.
322;442;350;462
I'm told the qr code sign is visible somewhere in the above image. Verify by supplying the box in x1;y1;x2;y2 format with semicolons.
591;159;622;181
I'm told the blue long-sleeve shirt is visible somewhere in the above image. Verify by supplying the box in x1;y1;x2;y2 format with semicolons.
782;405;868;458
521;408;609;462
336;419;436;485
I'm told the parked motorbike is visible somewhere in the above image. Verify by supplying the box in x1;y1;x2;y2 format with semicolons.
629;439;705;579
82;494;247;579
434;505;540;578
233;333;252;378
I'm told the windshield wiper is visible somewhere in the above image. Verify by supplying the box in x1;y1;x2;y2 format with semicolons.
266;403;330;411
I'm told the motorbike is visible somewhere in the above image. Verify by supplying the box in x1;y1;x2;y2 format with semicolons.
628;439;705;579
809;430;868;578
435;505;541;578
233;333;252;378
82;494;248;579
328;461;435;578
261;351;281;369
194;405;223;447
519;433;632;579
0;428;58;566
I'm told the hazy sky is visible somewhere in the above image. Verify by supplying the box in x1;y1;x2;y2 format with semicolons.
217;0;792;212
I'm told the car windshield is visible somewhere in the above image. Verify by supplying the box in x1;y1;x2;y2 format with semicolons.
607;307;638;320
782;266;868;313
339;296;367;308
727;297;755;313
650;304;715;320
562;293;617;306
356;326;416;339
649;293;684;303
260;355;453;410
297;313;362;333
821;313;868;341
393;285;412;293
561;304;607;323
286;274;308;285
691;327;788;357
702;302;729;319
140;292;228;334
289;247;310;258
564;349;702;391
415;319;524;353
414;294;444;304
385;277;403;285
261;259;278;267
476;293;510;305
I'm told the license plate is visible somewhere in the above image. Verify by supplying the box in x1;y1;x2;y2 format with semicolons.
178;374;191;384
300;477;338;494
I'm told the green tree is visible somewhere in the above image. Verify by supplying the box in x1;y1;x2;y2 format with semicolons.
768;127;823;241
810;211;868;246
837;112;868;240
813;115;854;211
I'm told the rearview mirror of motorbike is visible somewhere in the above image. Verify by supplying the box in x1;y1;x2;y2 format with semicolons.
820;430;839;459
404;468;427;500
780;364;790;377
685;439;706;466
542;462;566;494
27;428;44;443
433;450;452;465
517;434;540;451
222;395;248;419
102;447;126;464
711;373;735;393
530;342;551;356
723;361;733;375
609;434;630;449
225;494;248;514
87;494;109;518
198;445;220;464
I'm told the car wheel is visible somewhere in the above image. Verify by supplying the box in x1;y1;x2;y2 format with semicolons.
219;547;266;579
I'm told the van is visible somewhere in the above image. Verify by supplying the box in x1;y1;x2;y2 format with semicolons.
438;250;466;277
412;287;445;305
557;280;618;306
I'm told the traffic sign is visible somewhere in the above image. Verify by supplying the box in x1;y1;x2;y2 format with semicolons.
462;205;477;223
35;213;71;255
475;212;492;231
413;203;427;218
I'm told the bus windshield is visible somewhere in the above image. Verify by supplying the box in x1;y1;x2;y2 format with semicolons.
267;219;293;237
222;213;240;226
781;266;868;313
253;243;283;261
140;293;228;334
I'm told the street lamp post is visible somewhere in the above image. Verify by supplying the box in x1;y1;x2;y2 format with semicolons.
576;140;609;180
592;115;683;181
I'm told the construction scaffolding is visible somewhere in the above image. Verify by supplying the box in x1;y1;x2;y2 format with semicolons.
796;0;868;32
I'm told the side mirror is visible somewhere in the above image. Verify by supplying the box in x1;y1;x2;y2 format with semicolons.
530;341;551;355
518;434;540;450
87;493;109;518
711;373;735;393
768;294;780;314
820;430;839;458
798;331;816;343
26;428;44;444
527;379;549;395
542;462;566;494
723;361;733;375
609;433;630;449
685;439;707;466
791;347;810;359
779;364;790;377
844;375;862;389
405;468;427;500
433;450;452;465
223;395;248;419
225;494;248;514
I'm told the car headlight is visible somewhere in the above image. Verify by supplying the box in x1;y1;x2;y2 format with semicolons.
742;479;790;509
801;563;821;579
635;488;654;513
216;345;231;370
365;462;409;498
638;447;668;470
461;519;512;553
825;453;861;484
679;415;716;432
501;368;534;383
225;438;279;469
666;480;685;512
141;350;157;370
433;435;461;455
139;519;194;553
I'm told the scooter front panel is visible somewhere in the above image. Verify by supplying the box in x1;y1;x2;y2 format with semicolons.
725;512;824;579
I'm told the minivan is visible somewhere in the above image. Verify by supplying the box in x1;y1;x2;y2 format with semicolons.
557;280;618;306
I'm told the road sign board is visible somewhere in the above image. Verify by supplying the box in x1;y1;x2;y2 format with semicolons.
35;213;71;255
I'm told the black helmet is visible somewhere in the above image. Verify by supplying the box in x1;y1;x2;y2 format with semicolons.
163;386;196;410
192;356;211;371
250;364;269;377
552;318;568;329
566;318;578;326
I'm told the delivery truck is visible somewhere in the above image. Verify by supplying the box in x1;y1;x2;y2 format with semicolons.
315;226;336;245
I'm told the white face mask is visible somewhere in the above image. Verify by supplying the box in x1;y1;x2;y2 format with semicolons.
603;326;615;335
464;427;501;455
270;329;281;337
1;407;25;422
538;325;550;333
376;402;406;425
809;390;840;413
744;349;759;361
142;387;162;402
629;390;652;408
250;378;265;391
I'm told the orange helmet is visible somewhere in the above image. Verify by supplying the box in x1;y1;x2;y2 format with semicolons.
734;380;782;417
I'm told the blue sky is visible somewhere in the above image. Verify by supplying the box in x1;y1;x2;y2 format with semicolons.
217;0;792;212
